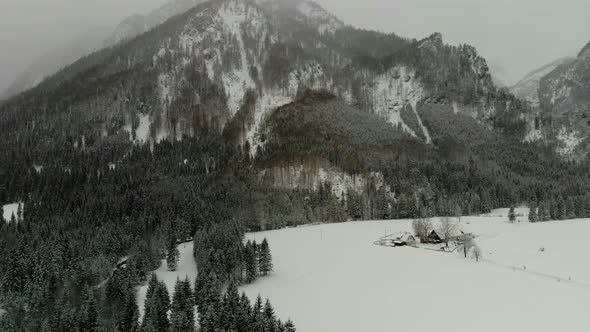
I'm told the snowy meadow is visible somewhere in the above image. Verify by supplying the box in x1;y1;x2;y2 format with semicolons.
133;209;590;331
239;210;590;332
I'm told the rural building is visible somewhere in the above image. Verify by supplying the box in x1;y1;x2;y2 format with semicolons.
426;230;442;244
394;233;416;246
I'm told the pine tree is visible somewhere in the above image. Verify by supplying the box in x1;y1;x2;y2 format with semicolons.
245;240;258;283
528;202;537;223
167;232;180;271
142;279;170;332
170;278;195;332
200;303;218;332
259;238;273;276
284;319;296;332
79;287;99;332
118;288;139;332
146;274;159;300
250;295;265;332
237;292;252;331
155;282;171;331
16;203;23;222
263;298;277;331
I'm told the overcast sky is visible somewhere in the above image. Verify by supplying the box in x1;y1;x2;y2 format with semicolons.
0;0;167;93
1;0;589;93
316;0;590;85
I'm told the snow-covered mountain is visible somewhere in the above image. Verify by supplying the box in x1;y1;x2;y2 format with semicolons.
511;57;574;106
104;0;208;46
0;0;529;196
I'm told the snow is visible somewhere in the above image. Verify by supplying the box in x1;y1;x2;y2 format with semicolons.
556;127;583;156
124;114;153;144
136;241;198;322
136;114;153;143
2;202;22;223
241;213;590;332
219;0;257;117
265;166;391;199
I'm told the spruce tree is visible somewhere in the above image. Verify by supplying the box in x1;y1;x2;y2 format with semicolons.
170;278;195;332
284;319;296;332
142;279;170;332
79;287;99;332
155;282;171;331
245;240;258;283
528;202;537;223
259;238;273;276
16;203;23;222
167;232;180;271
118;289;139;332
263;298;277;331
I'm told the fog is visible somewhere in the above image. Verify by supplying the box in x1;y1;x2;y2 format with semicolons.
1;0;589;93
317;0;590;85
0;0;167;94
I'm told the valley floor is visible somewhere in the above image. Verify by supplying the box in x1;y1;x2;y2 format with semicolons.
240;209;590;332
133;209;590;331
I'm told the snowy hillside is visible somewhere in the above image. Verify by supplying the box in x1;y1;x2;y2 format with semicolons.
241;215;590;332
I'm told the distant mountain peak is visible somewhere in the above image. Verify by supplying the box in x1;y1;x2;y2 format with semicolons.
511;57;574;106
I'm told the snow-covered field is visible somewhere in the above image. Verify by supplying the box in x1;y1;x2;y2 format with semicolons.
240;210;590;332
133;208;590;331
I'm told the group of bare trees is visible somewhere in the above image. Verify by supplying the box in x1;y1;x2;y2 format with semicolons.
412;216;482;262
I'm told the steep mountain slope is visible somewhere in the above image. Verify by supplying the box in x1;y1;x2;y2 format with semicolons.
0;0;528;196
511;57;574;106
535;40;590;156
3;1;533;201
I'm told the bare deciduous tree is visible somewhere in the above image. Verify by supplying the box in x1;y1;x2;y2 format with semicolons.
438;216;458;246
412;218;432;240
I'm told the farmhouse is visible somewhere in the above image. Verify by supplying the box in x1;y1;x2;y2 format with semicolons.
426;230;442;244
393;233;416;246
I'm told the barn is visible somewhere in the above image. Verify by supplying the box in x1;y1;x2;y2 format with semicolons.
426;230;442;244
